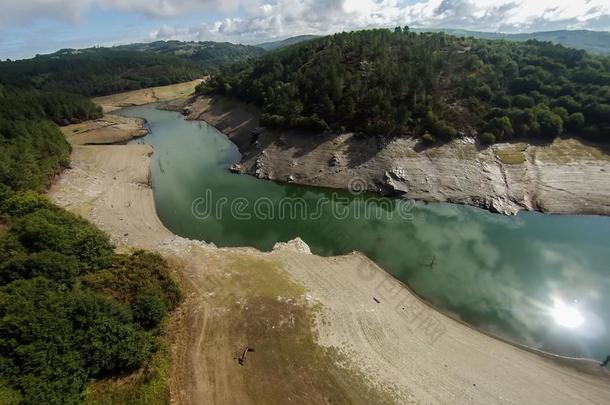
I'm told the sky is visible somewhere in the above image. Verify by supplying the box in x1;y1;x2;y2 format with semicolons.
1;0;609;60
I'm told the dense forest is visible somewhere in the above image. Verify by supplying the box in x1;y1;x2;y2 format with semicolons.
0;42;185;404
200;28;610;145
0;49;203;97
0;84;102;191
0;191;181;403
116;40;265;71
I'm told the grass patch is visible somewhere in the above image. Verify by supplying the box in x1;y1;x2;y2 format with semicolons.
535;138;610;163
495;148;526;165
193;250;400;404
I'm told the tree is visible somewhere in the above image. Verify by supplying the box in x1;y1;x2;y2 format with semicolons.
132;291;167;329
487;116;514;141
537;109;563;138
566;112;585;132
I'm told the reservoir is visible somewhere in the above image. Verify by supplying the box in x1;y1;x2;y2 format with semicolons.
123;104;610;361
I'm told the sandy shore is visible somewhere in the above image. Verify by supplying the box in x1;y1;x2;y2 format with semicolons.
49;90;610;404
187;95;610;216
93;79;203;113
61;115;149;145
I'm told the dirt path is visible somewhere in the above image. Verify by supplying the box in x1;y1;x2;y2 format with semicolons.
49;93;610;404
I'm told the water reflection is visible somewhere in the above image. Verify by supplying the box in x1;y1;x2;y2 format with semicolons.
124;105;610;361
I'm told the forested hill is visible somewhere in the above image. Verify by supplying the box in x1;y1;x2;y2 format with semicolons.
256;35;320;50
424;29;610;55
0;37;186;405
0;48;203;97
200;28;610;145
115;40;265;70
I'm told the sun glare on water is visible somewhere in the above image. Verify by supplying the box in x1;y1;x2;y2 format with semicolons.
551;298;585;329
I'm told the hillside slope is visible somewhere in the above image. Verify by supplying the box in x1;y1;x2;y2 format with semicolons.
200;28;610;146
256;35;320;50
425;29;610;55
116;40;265;70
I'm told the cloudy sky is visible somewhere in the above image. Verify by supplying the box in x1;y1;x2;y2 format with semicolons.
1;0;609;60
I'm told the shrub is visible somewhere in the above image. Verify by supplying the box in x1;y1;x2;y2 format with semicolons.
566;112;585;131
81;251;182;310
260;113;286;128
0;251;79;286
479;132;497;145
132;291;167;329
12;208;113;272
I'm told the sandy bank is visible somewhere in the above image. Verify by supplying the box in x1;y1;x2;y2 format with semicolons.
187;95;610;216
50;101;610;404
93;79;203;113
61;115;148;145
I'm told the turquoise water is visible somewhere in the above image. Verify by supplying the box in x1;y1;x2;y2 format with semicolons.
124;105;610;360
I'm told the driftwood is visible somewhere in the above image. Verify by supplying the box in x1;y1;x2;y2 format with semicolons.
238;347;255;365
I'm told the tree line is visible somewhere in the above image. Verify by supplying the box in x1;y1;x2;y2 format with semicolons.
200;28;610;145
0;47;188;403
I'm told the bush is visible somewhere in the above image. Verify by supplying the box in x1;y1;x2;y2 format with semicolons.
293;114;329;132
132;291;167;329
12;208;113;272
537;109;563;138
0;278;155;403
81;251;182;310
0;250;80;286
260;113;286;128
566;112;585;131
479;132;497;145
1;191;56;217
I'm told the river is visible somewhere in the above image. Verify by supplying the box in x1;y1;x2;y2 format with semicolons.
122;104;610;361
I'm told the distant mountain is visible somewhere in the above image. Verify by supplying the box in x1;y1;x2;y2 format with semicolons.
416;29;610;55
256;35;320;51
114;40;265;70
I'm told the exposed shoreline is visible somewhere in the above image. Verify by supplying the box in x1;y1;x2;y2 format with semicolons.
184;95;610;217
49;84;610;404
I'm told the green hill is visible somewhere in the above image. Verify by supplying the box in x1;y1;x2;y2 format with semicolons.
0;48;203;97
421;29;610;55
116;40;265;70
256;35;320;51
200;28;610;145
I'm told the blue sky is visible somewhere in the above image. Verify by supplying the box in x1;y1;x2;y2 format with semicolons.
1;0;609;60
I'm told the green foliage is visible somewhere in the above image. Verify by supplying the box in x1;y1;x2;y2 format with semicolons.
0;42;189;405
203;28;610;144
480;132;497;145
11;207;113;272
0;251;79;286
0;278;154;404
486;116;514;141
115;40;265;73
0;197;181;403
0;49;203;97
81;251;182;311
132;292;167;329
566;112;585;131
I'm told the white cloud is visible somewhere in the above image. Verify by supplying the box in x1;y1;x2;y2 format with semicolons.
1;0;609;43
0;0;93;25
147;0;610;44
